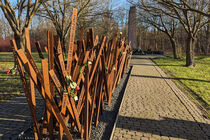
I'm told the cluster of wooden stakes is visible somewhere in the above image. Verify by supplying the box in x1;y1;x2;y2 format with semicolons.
10;8;131;140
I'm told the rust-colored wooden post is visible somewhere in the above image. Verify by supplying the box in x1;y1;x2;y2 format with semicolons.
25;28;40;140
84;66;89;140
67;8;77;75
35;41;44;59
25;28;36;115
11;39;42;139
46;31;54;139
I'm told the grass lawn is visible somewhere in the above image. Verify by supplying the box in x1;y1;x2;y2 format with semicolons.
0;52;45;101
153;55;210;115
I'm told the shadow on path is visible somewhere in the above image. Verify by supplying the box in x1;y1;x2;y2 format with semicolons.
131;63;184;67
116;116;210;139
131;74;210;83
0;94;44;139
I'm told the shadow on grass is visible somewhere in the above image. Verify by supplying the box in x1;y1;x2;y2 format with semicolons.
114;116;210;139
0;72;22;101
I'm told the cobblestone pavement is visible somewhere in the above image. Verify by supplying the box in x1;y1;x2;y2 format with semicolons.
111;56;210;140
0;93;44;140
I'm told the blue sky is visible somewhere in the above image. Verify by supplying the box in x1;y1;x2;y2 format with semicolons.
111;0;130;10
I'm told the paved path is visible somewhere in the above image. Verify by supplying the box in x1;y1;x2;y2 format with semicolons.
111;56;210;140
0;93;44;140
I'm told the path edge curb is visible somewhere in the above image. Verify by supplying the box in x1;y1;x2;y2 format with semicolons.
150;58;210;138
109;65;133;140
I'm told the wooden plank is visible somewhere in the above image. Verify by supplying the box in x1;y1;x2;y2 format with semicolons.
89;37;106;84
117;45;129;84
35;41;44;59
101;54;109;101
48;30;55;97
86;31;90;50
58;54;67;78
58;94;67;140
72;53;84;81
84;66;89;140
49;70;62;96
82;40;86;52
66;8;78;75
26;52;43;81
16;50;73;139
42;57;54;140
41;59;74;140
57;38;63;55
11;40;42;140
95;69;104;126
44;46;48;54
88;72;98;137
94;35;99;46
79;27;85;53
54;35;60;50
49;69;79;137
112;53;126;93
25;28;36;109
89;28;94;47
25;28;39;139
68;95;82;134
25;30;36;103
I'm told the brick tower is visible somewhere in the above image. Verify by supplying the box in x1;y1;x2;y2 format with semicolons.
128;6;137;48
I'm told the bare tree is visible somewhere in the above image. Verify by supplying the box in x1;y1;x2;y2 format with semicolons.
40;0;108;54
169;0;210;18
0;16;3;39
129;0;181;59
205;22;209;55
155;0;208;66
0;16;12;39
0;0;49;52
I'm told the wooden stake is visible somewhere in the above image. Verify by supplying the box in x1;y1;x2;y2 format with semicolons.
66;8;77;75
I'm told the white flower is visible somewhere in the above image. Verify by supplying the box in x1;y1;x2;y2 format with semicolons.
70;82;77;89
88;61;92;65
66;75;72;80
120;32;122;35
74;96;78;101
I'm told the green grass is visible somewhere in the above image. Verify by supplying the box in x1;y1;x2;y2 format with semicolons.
153;55;210;111
0;52;46;101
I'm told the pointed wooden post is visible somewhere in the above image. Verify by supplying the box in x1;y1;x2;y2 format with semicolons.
84;65;89;140
25;28;41;140
35;41;44;59
11;39;42;140
66;8;77;75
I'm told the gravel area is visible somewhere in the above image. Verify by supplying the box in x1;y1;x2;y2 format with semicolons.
89;66;131;140
16;66;131;140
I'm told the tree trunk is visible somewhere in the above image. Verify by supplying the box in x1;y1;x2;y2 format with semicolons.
13;33;25;68
186;34;196;67
61;37;66;55
170;38;180;59
14;33;25;52
205;23;209;55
